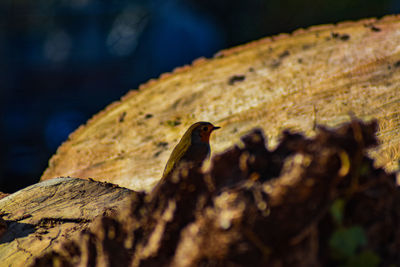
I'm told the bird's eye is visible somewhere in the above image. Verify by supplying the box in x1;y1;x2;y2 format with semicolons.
202;126;209;132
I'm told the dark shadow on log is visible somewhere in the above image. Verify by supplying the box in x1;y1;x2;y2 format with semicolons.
0;221;35;244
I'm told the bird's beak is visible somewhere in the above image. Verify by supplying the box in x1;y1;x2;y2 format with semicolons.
212;126;221;131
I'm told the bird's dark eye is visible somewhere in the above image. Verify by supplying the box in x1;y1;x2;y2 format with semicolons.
202;126;209;131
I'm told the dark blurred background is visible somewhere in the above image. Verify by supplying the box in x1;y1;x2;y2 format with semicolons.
0;0;395;193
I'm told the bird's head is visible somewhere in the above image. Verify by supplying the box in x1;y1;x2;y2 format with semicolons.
188;121;220;144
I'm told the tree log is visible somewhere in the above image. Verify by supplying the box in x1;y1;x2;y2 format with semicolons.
0;177;135;266
41;16;400;192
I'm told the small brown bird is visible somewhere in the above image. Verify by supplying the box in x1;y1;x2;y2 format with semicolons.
162;121;220;179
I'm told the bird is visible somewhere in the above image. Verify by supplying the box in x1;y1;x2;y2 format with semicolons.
161;121;220;180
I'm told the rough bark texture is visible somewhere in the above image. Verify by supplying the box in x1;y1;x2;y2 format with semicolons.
41;16;400;192
0;178;135;266
32;119;400;266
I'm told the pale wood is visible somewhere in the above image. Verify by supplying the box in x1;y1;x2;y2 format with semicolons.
0;177;133;267
41;16;400;192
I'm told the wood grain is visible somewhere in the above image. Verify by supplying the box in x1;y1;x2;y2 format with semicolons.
0;177;134;266
41;16;400;192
